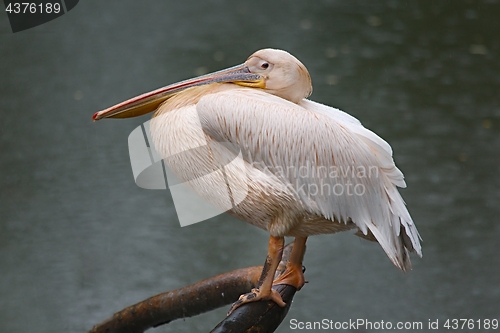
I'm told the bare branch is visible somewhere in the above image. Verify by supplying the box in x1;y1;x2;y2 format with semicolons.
210;283;296;333
87;243;300;333
87;266;262;333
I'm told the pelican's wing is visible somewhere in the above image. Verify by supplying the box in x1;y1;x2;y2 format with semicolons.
197;89;421;271
300;99;407;188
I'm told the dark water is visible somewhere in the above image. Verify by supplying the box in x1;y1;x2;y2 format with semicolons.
1;1;499;332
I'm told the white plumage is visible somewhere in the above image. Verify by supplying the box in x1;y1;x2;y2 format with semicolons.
150;86;421;271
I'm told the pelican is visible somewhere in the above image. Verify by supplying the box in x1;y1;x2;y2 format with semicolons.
93;48;422;312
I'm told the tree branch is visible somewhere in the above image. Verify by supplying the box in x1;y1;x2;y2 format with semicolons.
87;243;300;333
210;283;296;333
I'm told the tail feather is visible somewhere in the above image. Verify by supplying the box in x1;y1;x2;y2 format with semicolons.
355;219;421;272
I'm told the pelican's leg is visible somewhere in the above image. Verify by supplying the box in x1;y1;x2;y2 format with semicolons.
273;236;307;290
228;235;285;315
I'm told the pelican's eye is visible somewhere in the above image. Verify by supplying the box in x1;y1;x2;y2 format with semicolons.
246;56;274;73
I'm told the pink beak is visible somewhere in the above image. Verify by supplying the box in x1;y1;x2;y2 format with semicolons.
93;63;262;121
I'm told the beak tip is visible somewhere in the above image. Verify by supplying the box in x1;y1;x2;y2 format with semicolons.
92;111;101;122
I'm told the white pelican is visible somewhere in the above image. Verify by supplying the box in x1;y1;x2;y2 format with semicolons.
93;48;422;312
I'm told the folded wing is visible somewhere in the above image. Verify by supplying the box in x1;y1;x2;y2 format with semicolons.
197;89;421;271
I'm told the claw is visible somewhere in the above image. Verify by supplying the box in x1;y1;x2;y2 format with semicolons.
273;262;306;290
227;236;308;316
227;287;286;315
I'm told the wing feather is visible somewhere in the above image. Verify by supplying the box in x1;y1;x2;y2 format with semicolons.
197;89;421;270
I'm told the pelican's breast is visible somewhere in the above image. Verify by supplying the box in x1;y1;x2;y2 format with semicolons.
149;94;307;235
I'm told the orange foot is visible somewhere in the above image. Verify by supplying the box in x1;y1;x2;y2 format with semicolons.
273;262;306;290
228;287;286;315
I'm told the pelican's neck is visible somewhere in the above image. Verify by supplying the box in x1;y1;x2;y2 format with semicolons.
153;83;239;117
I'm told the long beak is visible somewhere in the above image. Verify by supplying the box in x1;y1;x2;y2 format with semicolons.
93;64;263;121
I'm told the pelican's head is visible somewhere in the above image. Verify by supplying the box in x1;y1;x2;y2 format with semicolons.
93;48;312;121
242;49;312;103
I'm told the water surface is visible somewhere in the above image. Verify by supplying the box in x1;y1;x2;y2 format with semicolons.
1;1;499;332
